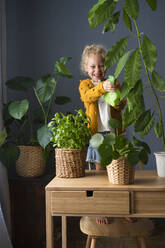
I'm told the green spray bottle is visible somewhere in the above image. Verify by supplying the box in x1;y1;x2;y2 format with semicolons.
104;75;121;106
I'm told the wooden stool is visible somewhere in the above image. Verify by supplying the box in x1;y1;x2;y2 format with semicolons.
80;216;154;248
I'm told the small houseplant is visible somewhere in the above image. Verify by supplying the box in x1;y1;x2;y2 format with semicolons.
0;57;72;177
88;0;165;176
48;109;91;178
90;118;150;184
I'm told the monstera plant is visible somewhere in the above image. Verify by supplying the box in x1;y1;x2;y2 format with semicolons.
88;0;165;176
0;57;72;169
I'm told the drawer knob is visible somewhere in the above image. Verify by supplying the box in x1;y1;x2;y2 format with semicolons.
86;191;93;197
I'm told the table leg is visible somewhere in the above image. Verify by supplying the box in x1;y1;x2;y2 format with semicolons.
62;216;67;248
46;191;54;248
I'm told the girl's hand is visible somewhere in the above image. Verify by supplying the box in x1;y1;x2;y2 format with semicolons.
103;79;117;92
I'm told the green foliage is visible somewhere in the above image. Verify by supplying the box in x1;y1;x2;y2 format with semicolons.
6;76;35;91
35;75;57;103
0;144;20;167
114;50;132;79
8;99;29;120
90;118;150;166
88;0;165;151
142;35;157;72
124;0;139;20
48;109;91;149
124;49;141;89
151;71;165;92
145;0;157;11
105;37;129;69
0;57;73;167
88;0;116;29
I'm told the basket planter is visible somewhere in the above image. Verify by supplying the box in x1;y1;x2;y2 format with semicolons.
106;156;135;185
55;148;87;178
16;146;45;177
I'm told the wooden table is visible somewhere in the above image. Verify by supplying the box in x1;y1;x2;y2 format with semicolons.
45;170;165;248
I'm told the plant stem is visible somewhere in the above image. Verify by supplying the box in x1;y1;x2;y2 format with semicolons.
134;20;165;151
45;77;58;123
33;87;47;125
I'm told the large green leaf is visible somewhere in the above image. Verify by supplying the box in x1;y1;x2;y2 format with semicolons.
54;62;72;78
6;76;35;91
124;48;141;88
127;80;144;111
132;136;151;154
123;81;145;128
8;99;29;120
115;135;128;150
145;0;157;11
134;109;152;132
123;9;132;31
127;151;139;165
120;81;130;100
98;142;112;158
138;113;155;137
57;57;72;65
100;155;112;166
35;75;57;103
142;35;157;72
154;122;162;138
0;144;20;167
37;125;52;149
123;106;136;128
54;96;72;105
114;50;132;79
105;37;129;69
88;0;116;29
151;71;165;92
124;0;139;20
104;133;116;145
90;133;104;148
102;11;120;33
0;128;7;146
109;118;121;129
139;149;148;164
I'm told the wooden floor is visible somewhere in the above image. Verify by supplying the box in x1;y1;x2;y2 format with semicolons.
54;217;165;248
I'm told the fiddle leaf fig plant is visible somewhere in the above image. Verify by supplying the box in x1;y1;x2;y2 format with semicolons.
0;57;72;167
88;0;165;151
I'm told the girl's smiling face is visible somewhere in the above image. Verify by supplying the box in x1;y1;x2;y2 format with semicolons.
85;54;106;82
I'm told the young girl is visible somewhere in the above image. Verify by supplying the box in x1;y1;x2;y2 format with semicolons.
79;44;126;224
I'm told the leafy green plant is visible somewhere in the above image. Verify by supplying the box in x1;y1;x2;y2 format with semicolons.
88;0;165;150
0;57;72;167
90;118;150;166
48;109;91;149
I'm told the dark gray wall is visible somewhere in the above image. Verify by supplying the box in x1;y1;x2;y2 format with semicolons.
6;0;165;170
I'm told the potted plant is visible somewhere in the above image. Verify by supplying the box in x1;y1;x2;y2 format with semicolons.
48;109;91;178
0;57;72;177
90;118;150;184
88;0;165;176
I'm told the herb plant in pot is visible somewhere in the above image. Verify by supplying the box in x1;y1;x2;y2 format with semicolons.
48;109;91;178
90;118;150;185
88;0;165;177
0;57;72;177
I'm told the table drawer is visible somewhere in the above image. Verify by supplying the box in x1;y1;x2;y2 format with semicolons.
51;191;130;214
133;191;165;214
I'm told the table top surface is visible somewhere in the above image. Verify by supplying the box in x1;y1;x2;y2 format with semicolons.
45;170;165;191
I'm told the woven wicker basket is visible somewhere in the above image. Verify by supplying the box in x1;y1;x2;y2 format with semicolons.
55;148;87;178
106;156;135;185
16;146;45;177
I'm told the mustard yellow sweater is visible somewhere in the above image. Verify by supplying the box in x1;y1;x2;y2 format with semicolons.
79;79;126;135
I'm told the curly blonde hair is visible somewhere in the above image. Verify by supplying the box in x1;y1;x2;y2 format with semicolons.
80;44;107;74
